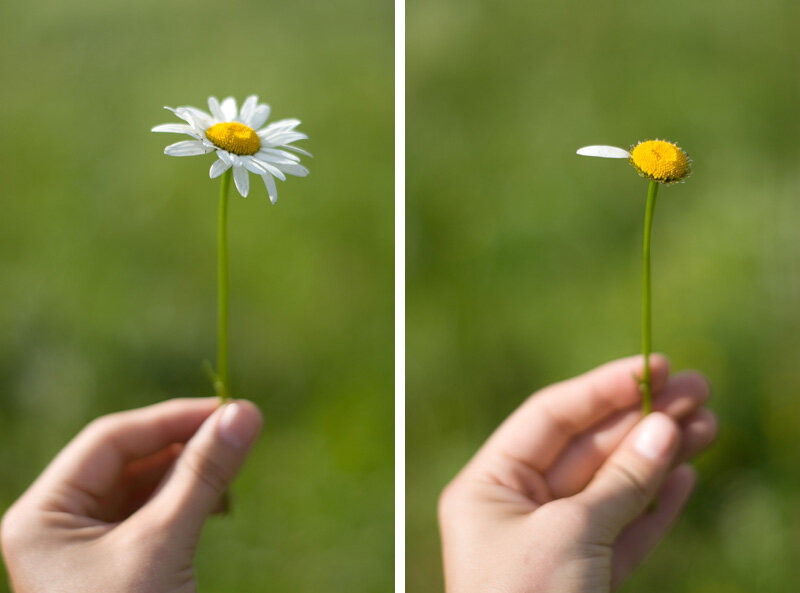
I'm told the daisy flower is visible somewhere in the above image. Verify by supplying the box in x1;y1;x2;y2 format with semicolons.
577;139;692;414
152;95;309;402
577;139;691;184
152;95;310;203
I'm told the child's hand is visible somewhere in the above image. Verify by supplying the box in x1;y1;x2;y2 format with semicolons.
1;398;262;593
438;355;717;593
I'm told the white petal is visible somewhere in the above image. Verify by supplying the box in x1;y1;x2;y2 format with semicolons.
262;132;308;147
261;157;298;167
254;159;286;181
242;156;268;175
255;153;298;167
576;145;631;158
169;106;214;130
216;150;234;165
284;144;313;157
272;118;301;129
257;147;301;162
239;95;258;124
249;104;271;129
182;107;213;127
278;163;309;177
257;118;301;137
164;107;195;126
221;97;237;121
261;173;278;204
207;96;225;121
164;140;212;156
209;159;231;179
151;123;194;134
232;165;250;197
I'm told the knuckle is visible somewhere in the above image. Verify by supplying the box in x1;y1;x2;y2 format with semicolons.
685;371;711;394
540;498;592;533
437;478;466;524
83;413;121;439
111;521;172;560
1;505;30;554
181;448;231;496
605;459;652;509
695;408;719;440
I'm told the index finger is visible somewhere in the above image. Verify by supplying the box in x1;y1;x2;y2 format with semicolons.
472;355;670;474
27;398;220;511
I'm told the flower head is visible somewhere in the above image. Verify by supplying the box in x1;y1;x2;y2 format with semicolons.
152;95;310;203
577;139;691;184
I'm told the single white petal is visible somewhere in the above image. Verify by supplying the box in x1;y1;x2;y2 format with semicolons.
233;165;250;197
257;147;301;162
280;132;309;142
169;106;214;130
164;140;212;156
221;97;237;121
188;112;214;131
151;123;194;135
239;95;258;124
253;159;286;181
207;96;225;121
260;157;298;168
261;173;278;204
257;118;301;136
165;106;195;125
216;150;234;165
259;127;308;141
242;156;269;175
284;144;313;157
255;153;298;167
209;159;231;179
249;104;271;129
185;120;207;138
271;118;301;129
181;107;214;125
278;163;309;177
262;132;309;147
576;145;631;158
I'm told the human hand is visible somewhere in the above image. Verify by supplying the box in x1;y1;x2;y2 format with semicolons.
1;398;262;593
438;355;717;593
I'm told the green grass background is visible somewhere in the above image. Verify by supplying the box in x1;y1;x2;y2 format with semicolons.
408;0;800;591
0;0;393;591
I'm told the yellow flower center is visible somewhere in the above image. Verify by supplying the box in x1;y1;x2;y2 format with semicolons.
630;140;690;183
205;122;261;156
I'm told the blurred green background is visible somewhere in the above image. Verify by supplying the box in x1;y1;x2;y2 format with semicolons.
0;0;393;591
408;0;799;591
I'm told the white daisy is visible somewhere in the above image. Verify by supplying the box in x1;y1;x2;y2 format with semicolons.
152;95;310;203
577;140;691;184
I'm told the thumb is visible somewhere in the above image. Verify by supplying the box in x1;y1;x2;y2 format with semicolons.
575;412;680;540
146;400;263;534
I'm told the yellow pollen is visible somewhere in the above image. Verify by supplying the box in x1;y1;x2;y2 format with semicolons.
629;140;690;183
205;122;261;156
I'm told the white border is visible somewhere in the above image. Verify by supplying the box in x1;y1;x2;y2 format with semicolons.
394;0;405;589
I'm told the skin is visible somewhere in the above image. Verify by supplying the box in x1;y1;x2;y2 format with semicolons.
1;398;263;593
439;355;718;593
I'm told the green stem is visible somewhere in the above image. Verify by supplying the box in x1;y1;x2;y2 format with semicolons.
217;169;231;401
640;180;659;415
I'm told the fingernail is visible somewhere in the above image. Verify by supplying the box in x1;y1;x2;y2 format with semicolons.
218;403;261;449
633;413;675;460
